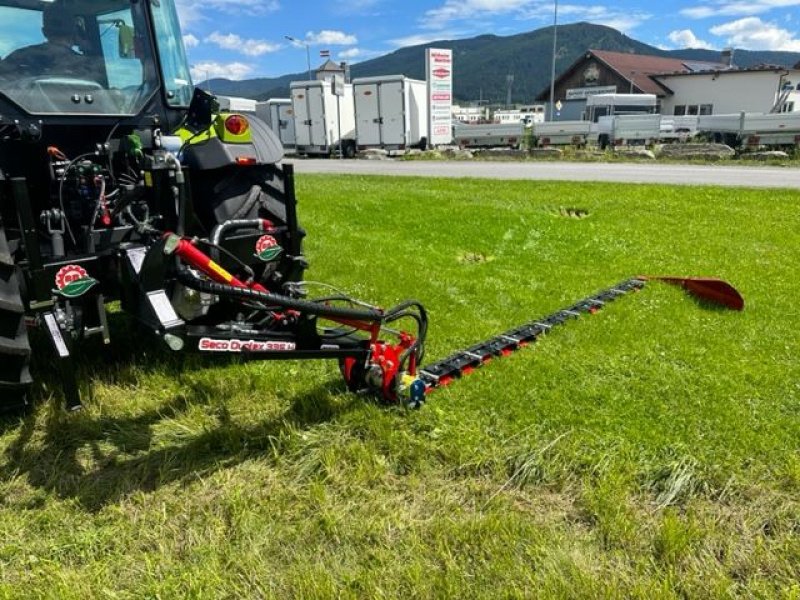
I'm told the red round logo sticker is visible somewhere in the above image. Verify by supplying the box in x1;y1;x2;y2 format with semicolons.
55;265;98;299
255;235;283;262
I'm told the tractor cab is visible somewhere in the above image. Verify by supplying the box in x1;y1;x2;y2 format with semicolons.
0;0;192;122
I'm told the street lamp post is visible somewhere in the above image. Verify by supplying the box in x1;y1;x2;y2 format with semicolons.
191;66;212;93
285;35;312;81
549;0;559;121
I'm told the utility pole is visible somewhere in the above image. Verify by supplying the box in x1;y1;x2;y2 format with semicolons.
549;0;559;121
285;35;312;81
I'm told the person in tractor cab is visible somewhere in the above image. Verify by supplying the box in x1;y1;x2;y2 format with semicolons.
0;2;104;82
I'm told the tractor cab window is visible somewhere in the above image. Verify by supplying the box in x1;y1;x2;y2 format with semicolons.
149;0;193;107
0;1;158;116
98;8;145;91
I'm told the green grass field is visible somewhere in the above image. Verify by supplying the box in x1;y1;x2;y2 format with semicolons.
1;175;799;598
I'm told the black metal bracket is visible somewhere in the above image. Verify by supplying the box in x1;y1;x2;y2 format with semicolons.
41;311;82;411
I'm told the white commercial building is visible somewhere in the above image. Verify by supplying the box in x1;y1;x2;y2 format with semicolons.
494;105;546;125
654;67;800;115
452;105;488;123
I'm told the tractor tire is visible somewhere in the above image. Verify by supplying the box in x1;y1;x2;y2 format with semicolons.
0;223;31;413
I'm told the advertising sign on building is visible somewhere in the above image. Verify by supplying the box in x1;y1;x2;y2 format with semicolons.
566;86;617;100
426;48;453;145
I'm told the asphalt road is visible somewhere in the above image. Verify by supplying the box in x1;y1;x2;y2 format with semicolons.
289;158;800;189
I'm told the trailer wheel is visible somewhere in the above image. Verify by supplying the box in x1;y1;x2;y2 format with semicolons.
598;134;610;151
0;222;32;413
344;141;357;159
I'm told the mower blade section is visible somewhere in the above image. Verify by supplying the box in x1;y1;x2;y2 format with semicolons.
417;278;646;391
646;276;745;311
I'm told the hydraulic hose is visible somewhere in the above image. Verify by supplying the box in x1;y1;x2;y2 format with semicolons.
175;266;386;323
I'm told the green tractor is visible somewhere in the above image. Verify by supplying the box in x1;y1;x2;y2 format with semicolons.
0;0;429;412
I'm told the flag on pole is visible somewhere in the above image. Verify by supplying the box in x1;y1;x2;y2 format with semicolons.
320;49;331;58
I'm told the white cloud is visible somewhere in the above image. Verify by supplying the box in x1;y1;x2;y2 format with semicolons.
183;34;200;49
336;47;383;62
557;5;651;33
335;0;385;14
206;31;281;57
681;0;800;19
339;48;364;59
389;31;461;47
190;61;255;81
710;16;800;49
668;29;714;49
305;30;358;45
421;0;649;34
176;0;280;28
424;0;531;29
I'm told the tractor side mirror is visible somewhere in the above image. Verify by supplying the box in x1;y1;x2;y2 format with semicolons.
118;23;136;59
185;88;220;133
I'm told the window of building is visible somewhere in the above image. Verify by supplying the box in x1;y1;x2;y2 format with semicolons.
699;104;713;115
674;105;686;116
687;105;699;116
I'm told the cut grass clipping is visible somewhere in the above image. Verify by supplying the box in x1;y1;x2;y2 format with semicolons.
1;176;799;598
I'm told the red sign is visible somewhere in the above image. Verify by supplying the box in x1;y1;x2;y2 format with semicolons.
433;68;450;79
432;93;451;101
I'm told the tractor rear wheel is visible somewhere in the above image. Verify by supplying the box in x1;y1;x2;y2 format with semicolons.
0;222;31;413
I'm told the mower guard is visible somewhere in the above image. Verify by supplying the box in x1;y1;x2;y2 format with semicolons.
642;276;745;311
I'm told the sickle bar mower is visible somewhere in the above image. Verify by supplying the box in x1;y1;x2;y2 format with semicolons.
399;276;743;408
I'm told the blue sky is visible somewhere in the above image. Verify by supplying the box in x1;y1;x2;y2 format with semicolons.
175;0;800;81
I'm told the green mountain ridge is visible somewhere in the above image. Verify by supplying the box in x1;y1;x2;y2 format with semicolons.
204;22;800;104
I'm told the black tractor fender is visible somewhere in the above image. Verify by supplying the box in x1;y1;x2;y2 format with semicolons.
181;114;284;171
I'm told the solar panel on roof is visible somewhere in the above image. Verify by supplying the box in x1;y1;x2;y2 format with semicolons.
682;62;719;72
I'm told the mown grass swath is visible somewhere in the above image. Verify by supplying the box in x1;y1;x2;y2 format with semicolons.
1;176;798;598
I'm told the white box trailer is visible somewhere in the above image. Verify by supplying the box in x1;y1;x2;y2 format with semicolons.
454;123;525;149
216;95;257;113
290;80;357;157
352;75;429;151
256;98;296;151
